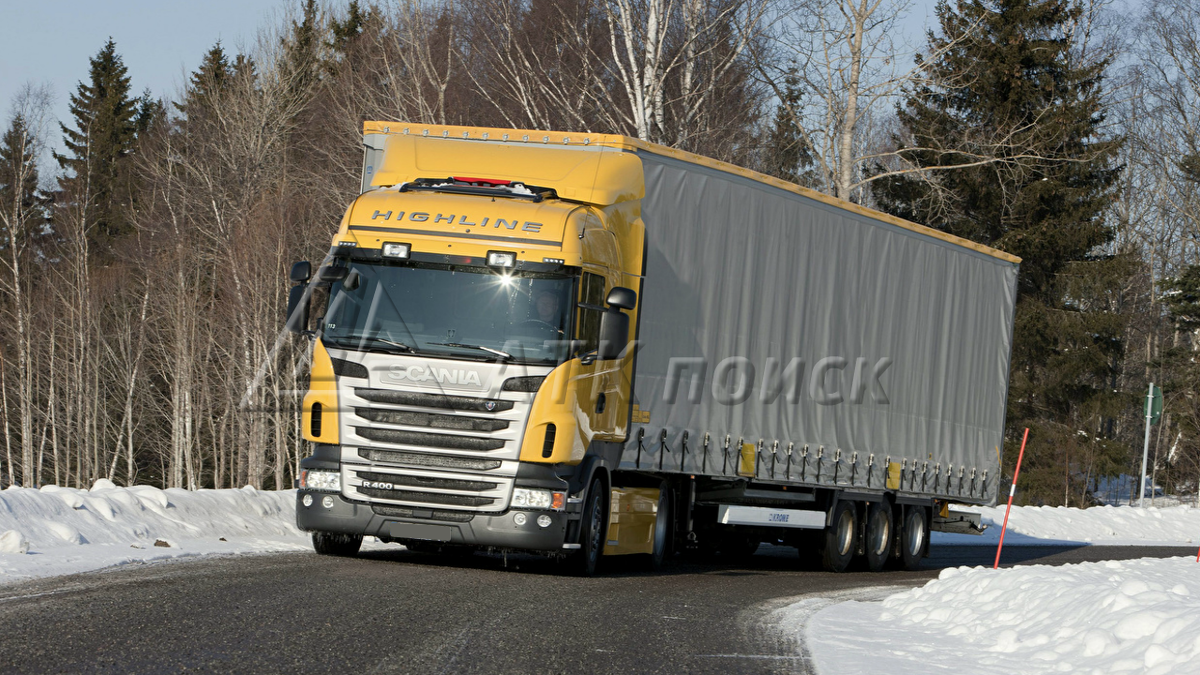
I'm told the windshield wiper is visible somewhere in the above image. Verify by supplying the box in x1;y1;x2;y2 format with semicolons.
428;342;513;361
334;335;415;353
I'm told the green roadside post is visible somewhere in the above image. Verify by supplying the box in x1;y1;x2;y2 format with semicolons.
1138;384;1163;507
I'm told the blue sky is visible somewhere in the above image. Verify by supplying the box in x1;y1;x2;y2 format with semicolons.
0;0;289;138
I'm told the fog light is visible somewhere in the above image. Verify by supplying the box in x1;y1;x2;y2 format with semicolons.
302;494;313;507
322;495;335;509
513;512;527;526
537;515;552;528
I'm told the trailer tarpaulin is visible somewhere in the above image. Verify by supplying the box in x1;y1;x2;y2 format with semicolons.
622;152;1018;506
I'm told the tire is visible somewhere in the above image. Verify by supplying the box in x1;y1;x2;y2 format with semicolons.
898;506;927;570
863;501;893;573
818;501;857;573
647;482;672;571
571;477;608;577
312;531;362;557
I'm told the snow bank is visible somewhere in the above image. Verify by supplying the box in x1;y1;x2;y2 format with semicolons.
800;556;1200;675
0;482;311;584
936;504;1200;546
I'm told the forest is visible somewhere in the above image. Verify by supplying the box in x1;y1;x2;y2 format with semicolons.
0;0;1197;506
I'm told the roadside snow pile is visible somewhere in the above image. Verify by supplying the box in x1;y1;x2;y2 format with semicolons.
936;504;1200;546
800;556;1200;675
0;481;310;584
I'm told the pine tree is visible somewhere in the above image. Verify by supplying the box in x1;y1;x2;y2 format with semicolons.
179;42;235;122
55;38;140;250
764;69;814;186
872;0;1126;504
329;1;368;55
0;115;43;233
283;0;321;95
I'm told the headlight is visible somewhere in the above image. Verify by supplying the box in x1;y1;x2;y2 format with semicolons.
511;487;565;510
302;469;341;492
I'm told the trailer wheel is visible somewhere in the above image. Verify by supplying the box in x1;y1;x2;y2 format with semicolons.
899;506;927;570
570;477;608;577
819;501;857;572
864;501;892;572
312;532;362;557
647;482;673;571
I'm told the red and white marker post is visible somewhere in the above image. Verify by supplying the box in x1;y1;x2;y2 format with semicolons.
993;428;1030;570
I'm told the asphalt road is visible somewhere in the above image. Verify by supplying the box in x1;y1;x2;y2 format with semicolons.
0;544;1193;675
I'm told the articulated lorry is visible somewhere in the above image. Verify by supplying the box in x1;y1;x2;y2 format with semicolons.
288;122;1020;575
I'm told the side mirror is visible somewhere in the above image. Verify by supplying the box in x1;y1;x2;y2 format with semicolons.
597;311;629;360
285;285;309;334
316;265;349;283
343;269;361;291
290;261;312;283
606;286;637;310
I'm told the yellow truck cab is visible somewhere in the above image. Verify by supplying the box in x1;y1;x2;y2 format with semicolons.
291;123;654;575
291;122;1019;576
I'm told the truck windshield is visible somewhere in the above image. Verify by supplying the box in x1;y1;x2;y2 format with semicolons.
321;262;575;365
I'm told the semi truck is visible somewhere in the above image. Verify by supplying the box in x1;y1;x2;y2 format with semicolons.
288;121;1020;575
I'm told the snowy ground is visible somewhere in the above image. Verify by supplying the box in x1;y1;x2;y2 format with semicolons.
792;556;1200;675
0;481;314;584
936;503;1200;547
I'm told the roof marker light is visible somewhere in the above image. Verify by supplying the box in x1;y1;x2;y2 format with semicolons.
442;130;449;138
584;138;590;145
502;134;508;141
522;135;529;142
422;129;429;136
482;133;489;140
462;131;469;138
542;136;549;143
403;128;409;134
563;137;570;144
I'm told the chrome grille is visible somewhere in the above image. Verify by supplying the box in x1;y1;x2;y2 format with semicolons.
336;369;540;514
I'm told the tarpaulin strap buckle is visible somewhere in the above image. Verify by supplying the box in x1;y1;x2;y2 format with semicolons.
658;429;669;471
721;435;732;476
680;431;689;472
636;428;646;468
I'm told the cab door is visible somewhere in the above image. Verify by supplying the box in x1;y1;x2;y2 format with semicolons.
575;268;625;440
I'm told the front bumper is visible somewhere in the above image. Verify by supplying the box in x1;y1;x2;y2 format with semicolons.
296;490;570;552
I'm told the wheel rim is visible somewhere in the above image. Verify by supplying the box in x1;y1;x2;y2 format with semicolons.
653;490;669;557
907;512;925;556
836;509;854;555
869;511;890;556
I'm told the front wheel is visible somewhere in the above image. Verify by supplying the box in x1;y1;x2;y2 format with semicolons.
570;478;608;577
312;531;362;557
